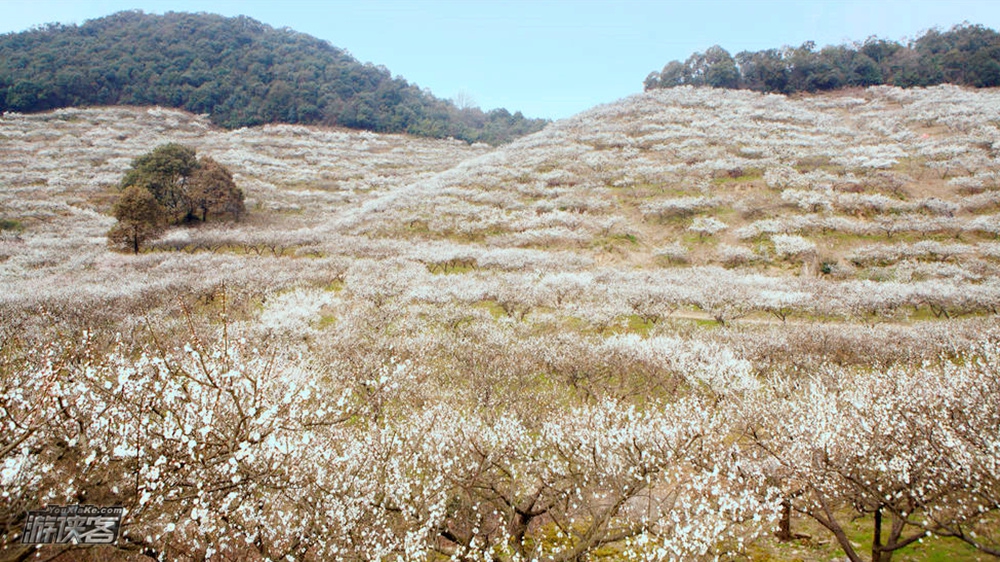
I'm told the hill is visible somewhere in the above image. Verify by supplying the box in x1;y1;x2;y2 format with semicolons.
346;84;1000;283
3;86;999;336
0;10;546;144
1;87;999;561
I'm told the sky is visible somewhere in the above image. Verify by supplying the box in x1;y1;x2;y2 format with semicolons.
2;0;999;120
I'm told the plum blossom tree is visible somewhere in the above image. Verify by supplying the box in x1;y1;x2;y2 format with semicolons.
376;398;779;561
686;268;755;326
0;321;359;561
772;234;817;259
737;343;1000;561
616;277;687;325
717;244;757;267
688;217;727;240
640;196;722;220
654;241;690;264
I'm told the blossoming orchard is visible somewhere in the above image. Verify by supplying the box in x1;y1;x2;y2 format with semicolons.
2;85;1000;561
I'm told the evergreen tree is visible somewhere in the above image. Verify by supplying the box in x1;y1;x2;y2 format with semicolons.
188;156;245;222
644;23;1000;95
107;185;164;254
120;143;198;223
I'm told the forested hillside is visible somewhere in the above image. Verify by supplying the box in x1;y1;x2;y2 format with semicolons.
645;23;1000;93
0;10;546;144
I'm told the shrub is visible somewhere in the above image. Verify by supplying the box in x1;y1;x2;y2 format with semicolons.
717;244;756;267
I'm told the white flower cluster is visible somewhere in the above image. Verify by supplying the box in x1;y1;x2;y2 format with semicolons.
771;234;817;258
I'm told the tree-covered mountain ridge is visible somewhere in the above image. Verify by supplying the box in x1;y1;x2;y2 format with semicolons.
645;23;1000;93
0;10;546;144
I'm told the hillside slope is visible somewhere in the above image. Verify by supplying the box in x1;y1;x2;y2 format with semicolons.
347;84;1000;280
0;11;546;143
3;85;999;324
2;89;999;561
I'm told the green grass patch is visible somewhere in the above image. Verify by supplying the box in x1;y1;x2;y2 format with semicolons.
625;314;656;335
749;509;995;562
644;212;698;226
681;232;722;246
474;299;507;319
590;232;639;251
689;317;722;328
711;206;740;221
324;279;344;292
0;219;24;232
833;513;988;562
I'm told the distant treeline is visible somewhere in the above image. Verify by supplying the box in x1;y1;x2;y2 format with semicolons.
0;11;546;144
644;24;1000;93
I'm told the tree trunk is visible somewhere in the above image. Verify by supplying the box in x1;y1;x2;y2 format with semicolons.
872;507;883;562
776;499;793;541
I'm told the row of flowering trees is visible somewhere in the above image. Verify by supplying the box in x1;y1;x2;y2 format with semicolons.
2;293;999;560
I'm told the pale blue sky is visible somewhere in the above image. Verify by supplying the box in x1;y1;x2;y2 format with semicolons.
2;1;999;119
